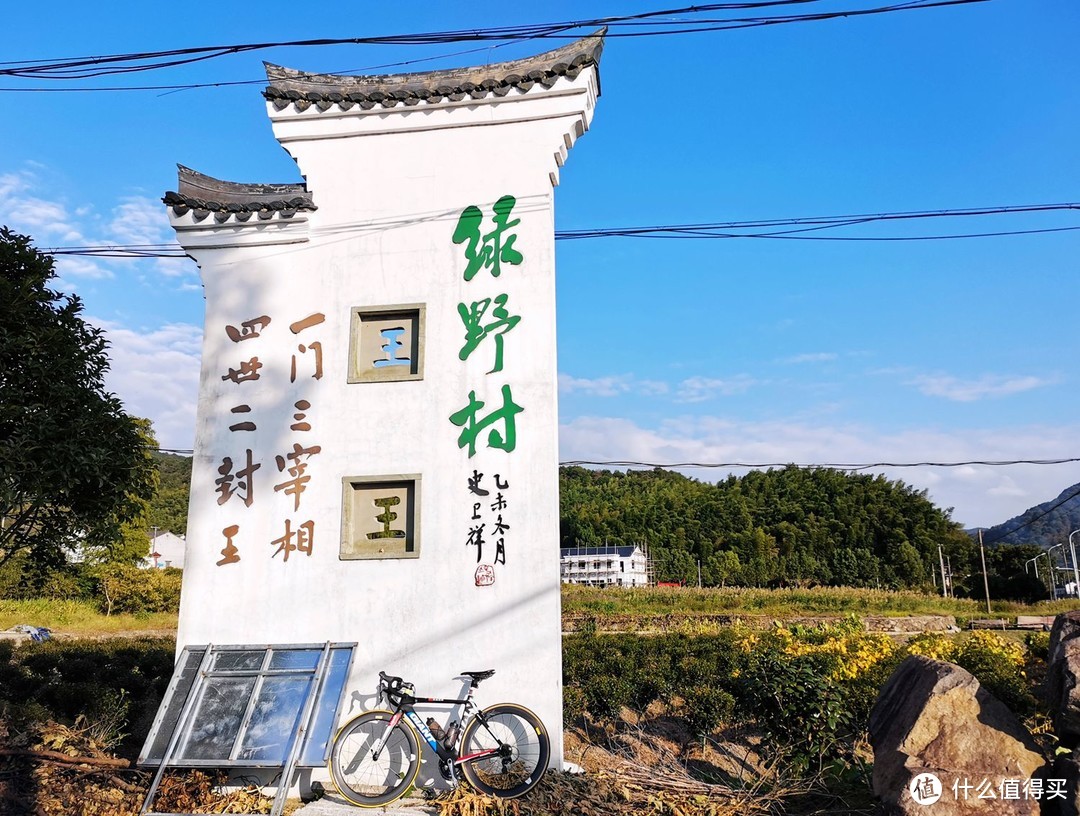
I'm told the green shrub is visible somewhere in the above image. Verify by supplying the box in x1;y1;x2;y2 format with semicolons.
1025;631;1050;661
736;649;854;772
92;565;182;614
678;684;735;735
952;637;1034;716
906;630;1035;716
0;638;175;757
563;685;586;724
583;673;634;722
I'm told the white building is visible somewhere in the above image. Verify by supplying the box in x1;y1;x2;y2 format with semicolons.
165;31;605;771
144;530;186;569
560;545;649;587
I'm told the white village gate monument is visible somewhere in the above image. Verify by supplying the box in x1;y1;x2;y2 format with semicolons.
165;32;605;767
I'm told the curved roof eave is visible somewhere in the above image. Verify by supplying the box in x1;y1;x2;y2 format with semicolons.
263;28;605;111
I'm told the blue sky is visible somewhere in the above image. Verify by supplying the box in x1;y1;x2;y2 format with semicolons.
1;0;1077;528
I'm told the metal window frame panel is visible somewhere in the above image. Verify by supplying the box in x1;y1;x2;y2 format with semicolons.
138;642;355;816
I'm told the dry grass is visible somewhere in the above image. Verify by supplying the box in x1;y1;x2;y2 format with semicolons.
0;599;176;635
432;716;826;816
562;584;1078;620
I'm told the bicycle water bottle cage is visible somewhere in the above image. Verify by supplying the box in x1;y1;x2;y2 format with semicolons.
461;669;495;686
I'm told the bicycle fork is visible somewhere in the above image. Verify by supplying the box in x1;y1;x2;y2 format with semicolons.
369;711;406;764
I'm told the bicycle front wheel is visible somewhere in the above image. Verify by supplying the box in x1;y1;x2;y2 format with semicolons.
329;710;420;807
458;703;550;798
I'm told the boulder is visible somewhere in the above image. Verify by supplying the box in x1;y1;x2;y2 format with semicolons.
1045;611;1080;747
1050;755;1080;816
869;655;1045;815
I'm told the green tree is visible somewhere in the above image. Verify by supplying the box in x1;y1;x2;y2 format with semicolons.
704;549;741;587
148;452;192;535
0;227;156;573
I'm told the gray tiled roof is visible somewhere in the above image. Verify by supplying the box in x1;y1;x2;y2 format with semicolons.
561;546;639;559
162;166;317;222
263;28;605;113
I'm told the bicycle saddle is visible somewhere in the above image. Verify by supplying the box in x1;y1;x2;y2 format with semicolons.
461;669;495;682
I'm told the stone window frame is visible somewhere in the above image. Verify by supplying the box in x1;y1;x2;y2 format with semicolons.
347;303;426;384
340;473;422;561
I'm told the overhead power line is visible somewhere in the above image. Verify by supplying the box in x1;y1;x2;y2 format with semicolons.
561;458;1080;469
983;483;1080;545
38;201;1080;259
0;0;988;85
555;203;1080;241
151;448;1080;470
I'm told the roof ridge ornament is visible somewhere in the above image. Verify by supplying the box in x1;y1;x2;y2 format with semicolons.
263;28;605;113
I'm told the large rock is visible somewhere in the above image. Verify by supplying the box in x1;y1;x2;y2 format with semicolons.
1046;611;1080;747
869;655;1045;815
1050;755;1080;816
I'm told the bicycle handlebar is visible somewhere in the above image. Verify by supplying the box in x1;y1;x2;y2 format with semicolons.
378;671;412;707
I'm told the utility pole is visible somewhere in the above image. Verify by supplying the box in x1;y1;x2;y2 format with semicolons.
937;542;949;598
696;559;702;589
978;529;992;616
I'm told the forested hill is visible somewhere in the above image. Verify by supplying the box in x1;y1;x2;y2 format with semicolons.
559;466;973;589
148;452;192;536
980;482;1080;548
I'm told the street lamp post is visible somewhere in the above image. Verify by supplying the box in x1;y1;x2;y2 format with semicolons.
1025;555;1041;580
1042;551;1057;596
1071;530;1080;600
1050;543;1067;598
978;529;992;616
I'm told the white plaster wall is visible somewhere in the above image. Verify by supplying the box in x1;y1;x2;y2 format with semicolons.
173;70;599;771
145;531;186;569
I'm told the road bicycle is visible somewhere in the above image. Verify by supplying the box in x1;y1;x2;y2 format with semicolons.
328;669;550;807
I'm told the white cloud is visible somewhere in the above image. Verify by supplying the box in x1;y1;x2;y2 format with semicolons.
782;352;838;364
559;373;670;398
108;197;171;245
53;254;113;281
0;172;23;199
910;373;1055;402
675;375;758;403
559;373;633;397
637;379;670;396
560;372;760;402
92;319;203;450
559;414;1080;528
0;167;193;284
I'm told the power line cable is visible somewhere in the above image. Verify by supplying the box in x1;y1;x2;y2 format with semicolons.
152;448;1080;469
556;203;1080;239
0;0;988;84
37;201;1080;259
560;458;1080;469
982;483;1080;545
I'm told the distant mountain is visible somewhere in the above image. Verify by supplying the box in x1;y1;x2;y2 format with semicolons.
978;482;1080;548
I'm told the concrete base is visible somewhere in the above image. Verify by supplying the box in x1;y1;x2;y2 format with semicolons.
294;791;438;815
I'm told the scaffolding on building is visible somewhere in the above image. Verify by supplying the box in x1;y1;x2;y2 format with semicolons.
559;543;651;587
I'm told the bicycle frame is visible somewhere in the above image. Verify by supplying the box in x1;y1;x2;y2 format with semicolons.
369;680;507;783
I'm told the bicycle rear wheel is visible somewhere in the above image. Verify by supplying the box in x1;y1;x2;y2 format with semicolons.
458;703;550;798
329;710;420;807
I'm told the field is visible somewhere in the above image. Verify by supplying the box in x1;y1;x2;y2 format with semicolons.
0;599;176;636
0;585;1070;815
3;585;1076;639
562;583;1076;618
